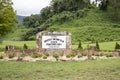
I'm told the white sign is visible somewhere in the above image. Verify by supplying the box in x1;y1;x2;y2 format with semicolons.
42;36;66;49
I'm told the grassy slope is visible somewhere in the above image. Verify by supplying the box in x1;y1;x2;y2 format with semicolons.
4;9;120;43
4;28;29;41
48;9;120;43
0;58;120;80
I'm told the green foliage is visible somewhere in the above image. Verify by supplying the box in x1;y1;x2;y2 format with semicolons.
98;0;120;21
77;54;82;58
8;53;15;58
5;45;8;51
23;44;28;50
0;52;5;59
66;53;76;58
96;41;100;50
53;54;59;61
0;0;18;37
43;56;47;59
78;41;83;50
106;53;113;57
115;42;120;50
23;0;91;28
32;53;42;58
81;53;87;56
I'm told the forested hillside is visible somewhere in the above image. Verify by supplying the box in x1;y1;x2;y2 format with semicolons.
4;0;120;44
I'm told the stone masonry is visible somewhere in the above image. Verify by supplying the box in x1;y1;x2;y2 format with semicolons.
36;31;72;54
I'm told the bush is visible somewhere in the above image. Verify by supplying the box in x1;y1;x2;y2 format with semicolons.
0;52;5;59
53;54;59;61
44;53;49;57
5;45;8;51
66;54;71;58
95;54;100;56
106;54;113;57
66;53;76;58
20;54;26;57
9;54;15;58
23;44;28;50
43;56;47;59
77;54;82;58
81;53;87;56
78;41;83;50
96;41;100;50
115;42;120;50
99;53;104;56
32;53;42;58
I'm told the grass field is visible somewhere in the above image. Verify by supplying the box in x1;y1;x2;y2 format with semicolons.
0;58;120;80
0;41;120;51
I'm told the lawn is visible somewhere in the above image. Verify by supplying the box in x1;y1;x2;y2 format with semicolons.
0;41;120;51
72;41;120;51
0;58;120;80
0;41;36;49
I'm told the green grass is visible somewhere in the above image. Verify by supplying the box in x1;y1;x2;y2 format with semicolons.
4;28;29;41
0;41;120;51
73;41;120;51
0;58;120;80
0;41;36;49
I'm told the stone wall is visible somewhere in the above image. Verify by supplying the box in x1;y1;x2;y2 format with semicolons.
36;31;72;54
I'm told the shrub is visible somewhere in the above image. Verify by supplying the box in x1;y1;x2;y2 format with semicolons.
20;54;26;57
43;56;47;59
99;53;104;56
78;41;83;50
66;53;76;58
95;54;100;56
32;53;42;58
53;54;59;61
44;53;49;57
106;54;113;57
77;54;82;58
66;54;71;58
81;53;87;56
9;54;15;58
0;52;5;59
23;44;28;50
0;77;2;80
5;45;8;51
115;42;120;50
96;41;100;50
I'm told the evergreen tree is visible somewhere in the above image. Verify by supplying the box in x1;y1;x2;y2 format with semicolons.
96;41;100;50
78;41;83;50
115;42;120;50
23;44;28;50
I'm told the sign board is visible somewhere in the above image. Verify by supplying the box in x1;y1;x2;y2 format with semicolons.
42;36;66;49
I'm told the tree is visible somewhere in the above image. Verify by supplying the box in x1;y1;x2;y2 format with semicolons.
98;0;120;21
108;0;120;21
96;41;100;50
0;0;17;38
99;0;109;10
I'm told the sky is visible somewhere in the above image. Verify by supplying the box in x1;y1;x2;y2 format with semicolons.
12;0;52;16
12;0;97;16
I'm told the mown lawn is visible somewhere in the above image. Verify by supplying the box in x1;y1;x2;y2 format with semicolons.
0;41;120;51
0;58;120;80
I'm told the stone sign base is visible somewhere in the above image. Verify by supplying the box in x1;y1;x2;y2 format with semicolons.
36;31;72;55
